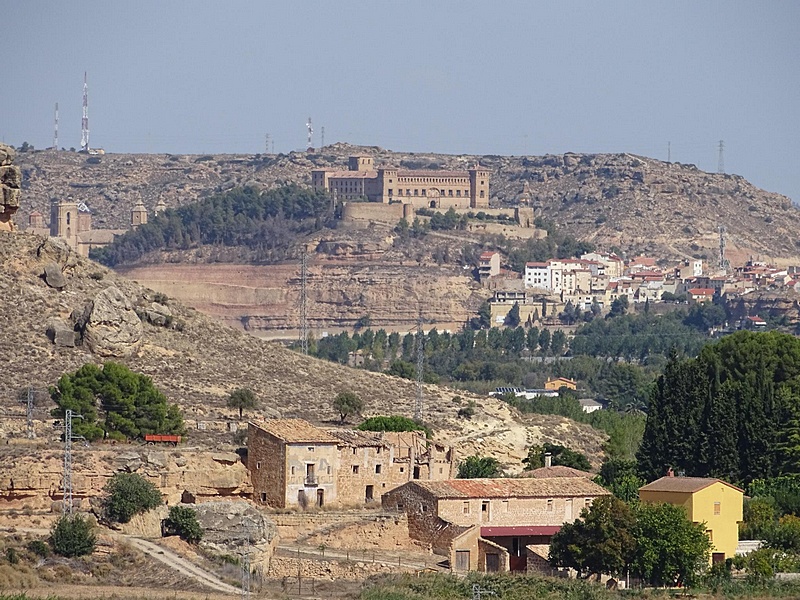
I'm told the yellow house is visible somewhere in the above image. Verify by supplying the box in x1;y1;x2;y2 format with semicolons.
544;377;577;391
639;476;744;563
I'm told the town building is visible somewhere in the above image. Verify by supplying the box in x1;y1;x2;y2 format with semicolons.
383;477;610;572
247;419;456;509
478;251;501;280
639;475;744;564
544;377;577;391
312;155;490;208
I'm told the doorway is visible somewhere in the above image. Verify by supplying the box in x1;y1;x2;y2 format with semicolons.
365;485;374;502
413;466;421;479
486;553;500;572
316;489;324;507
455;550;470;571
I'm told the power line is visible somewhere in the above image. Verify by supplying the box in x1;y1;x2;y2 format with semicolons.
62;409;84;515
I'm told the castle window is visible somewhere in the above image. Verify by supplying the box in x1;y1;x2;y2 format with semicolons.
375;464;382;474
66;212;71;225
414;189;418;196
353;465;359;474
406;189;411;196
421;189;426;196
456;190;461;197
480;191;485;198
388;189;393;196
448;190;453;196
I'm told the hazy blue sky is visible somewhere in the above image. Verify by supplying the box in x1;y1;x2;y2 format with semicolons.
3;1;798;201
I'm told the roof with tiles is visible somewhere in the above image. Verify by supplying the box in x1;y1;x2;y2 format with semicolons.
521;466;593;479
250;419;339;444
409;477;609;499
639;476;744;494
328;429;389;448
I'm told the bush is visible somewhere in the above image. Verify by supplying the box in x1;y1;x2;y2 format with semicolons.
163;506;203;544
358;415;431;437
27;539;51;558
50;514;96;557
102;473;163;524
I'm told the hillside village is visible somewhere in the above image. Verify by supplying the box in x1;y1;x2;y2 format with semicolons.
3;139;800;599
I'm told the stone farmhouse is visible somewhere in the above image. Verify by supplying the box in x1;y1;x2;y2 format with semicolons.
639;475;744;564
382;477;609;573
247;419;456;509
312;155;490;209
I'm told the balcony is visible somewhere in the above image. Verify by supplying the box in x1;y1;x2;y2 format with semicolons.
304;475;318;487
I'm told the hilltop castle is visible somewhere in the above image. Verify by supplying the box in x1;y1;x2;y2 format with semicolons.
312;156;490;209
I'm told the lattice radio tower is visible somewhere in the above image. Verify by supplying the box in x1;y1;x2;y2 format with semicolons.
717;140;725;174
62;409;84;515
299;247;309;354
414;313;424;422
306;117;313;150
80;72;89;152
53;103;59;150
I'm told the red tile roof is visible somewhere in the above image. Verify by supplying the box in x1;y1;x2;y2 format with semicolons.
410;477;608;499
250;419;339;444
481;526;561;537
687;288;715;295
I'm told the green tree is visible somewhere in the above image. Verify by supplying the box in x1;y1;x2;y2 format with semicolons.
50;514;96;557
609;296;629;318
163;506;203;544
50;362;184;442
387;360;415;380
457;456;502;478
476;301;492;329
632;502;711;587
551;330;567;355
227;387;258;419
538;329;551;352
740;496;777;540
102;473;163;524
358;415;430;437
332;391;364;424
523;443;591;472
549;496;636;579
596;459;645;504
526;326;539;352
505;302;521;327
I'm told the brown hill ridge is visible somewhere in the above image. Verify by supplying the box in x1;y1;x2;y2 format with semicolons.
14;144;799;262
0;231;605;468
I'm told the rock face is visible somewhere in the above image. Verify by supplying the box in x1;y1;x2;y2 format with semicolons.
83;286;144;357
43;262;67;289
193;501;277;564
0;144;21;231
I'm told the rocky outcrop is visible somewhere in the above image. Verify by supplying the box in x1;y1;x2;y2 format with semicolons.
0;144;21;231
82;286;144;357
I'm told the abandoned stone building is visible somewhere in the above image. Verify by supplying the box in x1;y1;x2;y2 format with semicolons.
382;477;609;573
247;419;456;509
311;155;490;208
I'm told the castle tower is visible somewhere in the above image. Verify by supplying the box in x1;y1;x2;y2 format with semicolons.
131;200;148;228
154;198;167;216
377;167;398;203
468;164;490;208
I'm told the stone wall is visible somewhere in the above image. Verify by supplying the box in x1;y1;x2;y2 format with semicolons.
299;512;426;551
266;555;413;581
248;424;287;507
341;201;411;225
437;495;590;528
0;144;21;231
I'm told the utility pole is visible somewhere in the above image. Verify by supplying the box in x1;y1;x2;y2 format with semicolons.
62;409;84;515
414;313;424;422
299;247;309;355
265;133;270;154
320;126;325;149
717;140;725;174
53;103;59;150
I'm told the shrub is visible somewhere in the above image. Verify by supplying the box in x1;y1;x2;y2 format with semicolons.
358;415;431;437
102;473;163;524
50;514;96;557
163;506;203;544
27;539;51;558
457;401;476;419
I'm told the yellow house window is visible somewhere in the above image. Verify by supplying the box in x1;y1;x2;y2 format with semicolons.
714;502;721;515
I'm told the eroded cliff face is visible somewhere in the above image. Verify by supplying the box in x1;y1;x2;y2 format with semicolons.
118;261;486;335
0;445;251;510
0;144;21;231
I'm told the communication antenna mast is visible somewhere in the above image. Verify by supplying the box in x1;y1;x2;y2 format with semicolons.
80;72;89;152
414;313;424;422
299;246;309;354
53;103;59;150
667;141;671;163
265;133;270;154
306;117;313;150
320;126;325;149
717;140;725;174
62;409;84;515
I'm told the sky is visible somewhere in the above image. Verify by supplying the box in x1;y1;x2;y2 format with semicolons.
3;1;799;202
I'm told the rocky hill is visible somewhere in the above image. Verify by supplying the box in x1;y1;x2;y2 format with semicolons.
0;231;605;477
14;144;800;263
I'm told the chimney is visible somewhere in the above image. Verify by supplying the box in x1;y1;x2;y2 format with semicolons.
667;467;675;477
544;452;552;468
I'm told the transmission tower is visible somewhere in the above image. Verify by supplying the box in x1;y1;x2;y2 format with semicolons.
265;133;270;154
414;314;424;422
62;409;83;515
53;103;59;150
320;126;325;149
80;72;89;152
306;117;313;150
717;140;725;174
299;247;309;355
718;225;729;272
240;525;251;600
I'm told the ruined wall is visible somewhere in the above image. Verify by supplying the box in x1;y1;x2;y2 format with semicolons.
0;144;21;231
437;495;594;528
